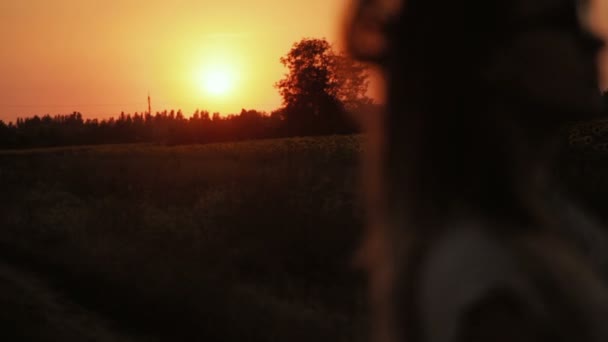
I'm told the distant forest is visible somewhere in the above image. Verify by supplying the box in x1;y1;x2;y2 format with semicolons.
1;35;608;150
0;108;366;149
0;38;376;149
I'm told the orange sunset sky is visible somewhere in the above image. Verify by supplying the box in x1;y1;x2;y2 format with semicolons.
1;0;607;123
0;0;357;122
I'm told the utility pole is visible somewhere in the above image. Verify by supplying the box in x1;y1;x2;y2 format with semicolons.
148;92;152;116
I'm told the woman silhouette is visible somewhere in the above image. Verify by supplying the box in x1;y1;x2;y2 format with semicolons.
346;1;608;341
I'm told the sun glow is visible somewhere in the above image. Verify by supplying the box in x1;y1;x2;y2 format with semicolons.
196;65;237;98
0;0;352;121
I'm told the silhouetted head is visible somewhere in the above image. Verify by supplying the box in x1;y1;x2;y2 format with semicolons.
349;0;603;121
346;0;605;226
346;1;605;341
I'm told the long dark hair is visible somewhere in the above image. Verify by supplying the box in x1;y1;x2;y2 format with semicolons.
350;0;603;229
346;0;605;341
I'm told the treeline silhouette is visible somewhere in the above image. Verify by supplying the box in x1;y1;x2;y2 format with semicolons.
0;37;377;149
0;107;363;149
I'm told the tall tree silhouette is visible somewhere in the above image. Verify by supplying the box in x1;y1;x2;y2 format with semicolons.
276;38;368;135
332;53;372;111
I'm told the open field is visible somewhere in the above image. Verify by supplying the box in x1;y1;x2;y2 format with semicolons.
1;131;608;341
0;135;367;341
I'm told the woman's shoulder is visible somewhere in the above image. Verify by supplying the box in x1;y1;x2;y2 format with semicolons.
417;224;542;342
416;221;608;342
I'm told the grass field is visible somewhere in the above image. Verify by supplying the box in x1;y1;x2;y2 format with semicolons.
2;131;608;341
0;135;367;341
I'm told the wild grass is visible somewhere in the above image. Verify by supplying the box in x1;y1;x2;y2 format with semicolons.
1;129;606;341
0;135;367;341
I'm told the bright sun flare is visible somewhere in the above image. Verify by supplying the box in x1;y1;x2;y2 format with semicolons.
197;66;236;97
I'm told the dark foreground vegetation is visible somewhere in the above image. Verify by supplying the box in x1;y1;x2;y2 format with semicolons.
0;135;366;341
0;125;608;341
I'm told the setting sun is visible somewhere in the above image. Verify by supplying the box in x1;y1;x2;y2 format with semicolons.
197;66;237;97
0;0;351;120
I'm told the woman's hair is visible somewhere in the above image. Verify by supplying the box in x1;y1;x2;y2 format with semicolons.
347;0;604;231
345;1;605;341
